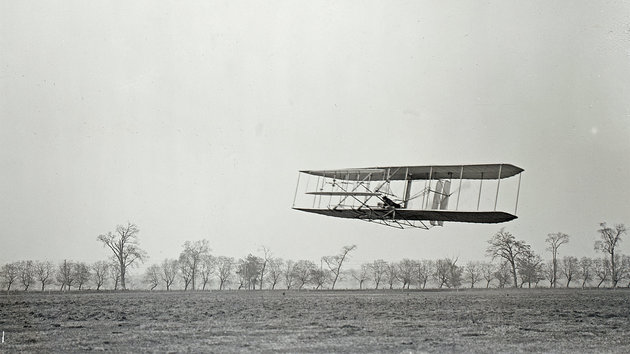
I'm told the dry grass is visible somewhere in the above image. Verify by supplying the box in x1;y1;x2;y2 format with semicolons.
1;288;630;352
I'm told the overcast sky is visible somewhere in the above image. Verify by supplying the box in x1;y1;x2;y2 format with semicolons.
2;1;629;269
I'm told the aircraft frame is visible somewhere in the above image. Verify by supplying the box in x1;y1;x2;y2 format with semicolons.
292;164;523;229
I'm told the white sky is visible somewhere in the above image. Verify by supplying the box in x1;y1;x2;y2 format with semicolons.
1;1;630;269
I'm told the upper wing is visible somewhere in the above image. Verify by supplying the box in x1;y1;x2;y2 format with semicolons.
301;163;523;181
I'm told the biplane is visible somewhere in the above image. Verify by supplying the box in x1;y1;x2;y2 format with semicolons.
292;164;523;229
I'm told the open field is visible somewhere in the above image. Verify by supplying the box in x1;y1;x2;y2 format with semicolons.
1;289;630;353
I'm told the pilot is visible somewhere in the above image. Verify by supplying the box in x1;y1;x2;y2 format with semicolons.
382;196;401;209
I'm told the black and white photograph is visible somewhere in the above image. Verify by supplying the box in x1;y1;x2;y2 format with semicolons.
1;1;630;352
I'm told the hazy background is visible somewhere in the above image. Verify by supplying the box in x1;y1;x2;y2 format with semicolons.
2;1;629;269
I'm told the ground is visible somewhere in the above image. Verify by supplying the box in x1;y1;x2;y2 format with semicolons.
1;288;629;352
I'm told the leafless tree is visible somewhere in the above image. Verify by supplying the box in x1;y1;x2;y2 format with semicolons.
517;251;544;288
74;262;91;290
310;268;329;289
593;257;611;288
97;222;147;290
594;222;626;287
18;260;35;291
560;256;579;288
179;259;193;290
91;261;109;290
350;264;371;289
144;264;161;290
396;259;416;289
258;246;271;290
543;260;554;288
236;254;263;290
110;260;121;290
160;259;179;291
464;261;482;288
179;239;211;291
384;262;399;289
416;260;433;289
57;260;75;291
545;232;570;288
494;262;512;288
199;255;215;290
486;229;531;287
283;260;297;289
480;262;495;288
1;262;19;291
578;257;593;288
266;257;284;290
293;260;316;289
35;261;55;291
215;256;235;290
434;257;461;288
368;259;388;289
322;245;357;289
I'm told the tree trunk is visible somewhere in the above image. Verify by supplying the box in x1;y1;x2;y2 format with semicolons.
120;259;126;290
510;261;518;288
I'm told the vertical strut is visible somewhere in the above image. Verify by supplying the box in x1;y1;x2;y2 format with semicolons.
477;172;484;211
494;164;503;211
403;167;412;208
425;166;433;210
456;165;463;211
292;172;301;207
515;172;522;214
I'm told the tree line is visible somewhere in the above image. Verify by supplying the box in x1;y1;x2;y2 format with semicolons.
1;222;629;292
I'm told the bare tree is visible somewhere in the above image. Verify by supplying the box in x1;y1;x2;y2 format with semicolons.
92;260;109;291
266;257;284;290
216;256;235;290
396;259;416;289
578;257;593;288
199;255;215;290
35;261;55;291
480;262;495;288
310;268;329;289
322;245;357;289
486;229;531;287
160;259;179;291
293;260;316;289
97;222;147;290
57;260;75;291
594;222;627;287
350;264;371;289
74;262;91;290
179;239;211;291
517;251;544;288
283;260;297;289
368;259;388;289
464;261;482;288
144;264;161;290
258;246;271;290
416;260;433;289
384;262;399;289
560;256;579;288
110;260;121;290
545;232;570;288
593;257;611;288
18;260;35;291
434;259;449;288
179;259;193;290
494;262;512;288
236;254;263;290
435;257;461;288
1;262;19;292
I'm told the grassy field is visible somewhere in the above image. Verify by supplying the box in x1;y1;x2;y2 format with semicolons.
1;288;629;352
